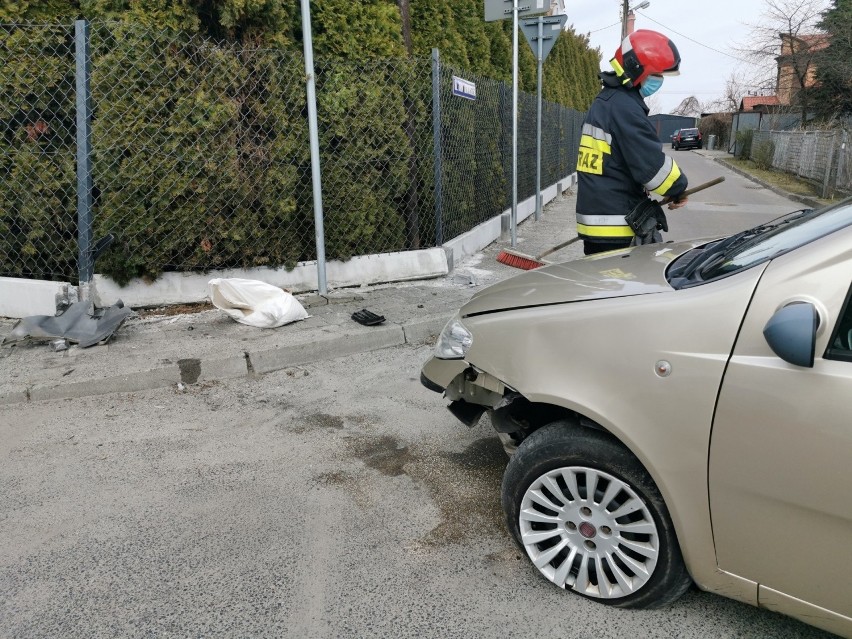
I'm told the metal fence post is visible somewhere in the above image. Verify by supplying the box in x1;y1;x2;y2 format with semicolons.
300;0;327;294
837;130;849;195
510;0;518;247
431;48;443;246
75;19;94;299
822;130;839;200
534;16;542;221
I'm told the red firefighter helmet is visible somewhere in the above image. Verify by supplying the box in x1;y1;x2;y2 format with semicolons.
611;29;680;87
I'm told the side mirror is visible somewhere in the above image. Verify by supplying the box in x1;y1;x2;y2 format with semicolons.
763;302;818;368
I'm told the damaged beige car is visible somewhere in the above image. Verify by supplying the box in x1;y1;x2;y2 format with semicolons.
421;199;852;637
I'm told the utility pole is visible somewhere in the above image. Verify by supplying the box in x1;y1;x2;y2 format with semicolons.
622;1;650;39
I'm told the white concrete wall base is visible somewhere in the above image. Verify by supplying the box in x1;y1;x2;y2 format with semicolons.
443;172;576;266
93;247;448;308
4;172;575;312
0;277;74;318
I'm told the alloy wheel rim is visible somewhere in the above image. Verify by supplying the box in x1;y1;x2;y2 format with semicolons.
518;466;659;599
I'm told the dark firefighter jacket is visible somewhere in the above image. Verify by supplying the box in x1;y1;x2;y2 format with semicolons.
576;72;688;243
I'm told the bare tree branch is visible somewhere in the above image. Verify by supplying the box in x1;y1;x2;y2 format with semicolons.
733;0;830;124
670;95;706;117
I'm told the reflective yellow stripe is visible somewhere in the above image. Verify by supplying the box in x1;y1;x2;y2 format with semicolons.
577;223;634;238
579;134;611;154
650;162;682;196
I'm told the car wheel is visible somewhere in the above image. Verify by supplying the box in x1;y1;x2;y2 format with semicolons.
501;421;692;609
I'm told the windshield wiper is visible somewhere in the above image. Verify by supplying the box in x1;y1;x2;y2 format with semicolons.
699;209;813;277
674;229;757;282
675;209;814;284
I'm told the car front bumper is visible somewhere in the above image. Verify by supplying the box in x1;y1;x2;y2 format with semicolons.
420;356;468;393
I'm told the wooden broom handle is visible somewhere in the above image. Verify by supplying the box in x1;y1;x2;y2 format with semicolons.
536;177;725;261
662;176;725;203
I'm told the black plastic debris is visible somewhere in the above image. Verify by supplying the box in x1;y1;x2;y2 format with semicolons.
351;309;385;326
2;300;132;348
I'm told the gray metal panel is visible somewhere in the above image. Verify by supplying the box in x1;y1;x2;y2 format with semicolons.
520;14;568;61
484;0;548;22
647;114;696;143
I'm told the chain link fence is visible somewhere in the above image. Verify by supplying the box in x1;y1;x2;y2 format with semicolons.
1;21;584;289
0;24;77;282
437;62;583;243
751;129;851;199
89;22;313;285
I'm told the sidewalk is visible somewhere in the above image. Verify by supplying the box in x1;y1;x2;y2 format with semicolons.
0;191;584;405
693;148;825;209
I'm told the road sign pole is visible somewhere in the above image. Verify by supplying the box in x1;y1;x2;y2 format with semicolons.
535;16;543;222
484;0;550;243
517;12;566;224
511;0;518;247
300;0;327;295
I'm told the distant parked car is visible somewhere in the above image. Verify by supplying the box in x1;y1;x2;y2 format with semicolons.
673;127;701;150
670;129;680;149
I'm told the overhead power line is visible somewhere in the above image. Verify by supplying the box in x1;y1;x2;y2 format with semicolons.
635;11;759;66
588;20;621;34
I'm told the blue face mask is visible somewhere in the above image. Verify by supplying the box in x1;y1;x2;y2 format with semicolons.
640;75;664;98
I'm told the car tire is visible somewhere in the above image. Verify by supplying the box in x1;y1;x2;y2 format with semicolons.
501;421;692;609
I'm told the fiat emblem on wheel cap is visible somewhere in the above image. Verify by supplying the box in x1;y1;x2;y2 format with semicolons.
579;522;597;538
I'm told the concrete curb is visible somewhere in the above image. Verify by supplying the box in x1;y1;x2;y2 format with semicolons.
248;324;405;375
2;314;450;405
713;157;824;209
0;388;28;406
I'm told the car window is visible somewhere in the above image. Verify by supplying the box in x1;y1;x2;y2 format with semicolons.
826;283;852;362
702;199;852;279
681;128;698;134
667;199;852;289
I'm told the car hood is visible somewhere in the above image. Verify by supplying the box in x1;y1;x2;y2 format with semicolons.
462;239;708;316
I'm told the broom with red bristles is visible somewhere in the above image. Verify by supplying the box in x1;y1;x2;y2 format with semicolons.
496;176;726;271
495;236;581;270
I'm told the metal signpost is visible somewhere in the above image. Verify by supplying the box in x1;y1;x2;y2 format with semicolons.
300;0;327;295
521;14;567;221
484;0;547;247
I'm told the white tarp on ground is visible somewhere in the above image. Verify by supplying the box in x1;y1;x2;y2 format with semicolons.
208;278;309;328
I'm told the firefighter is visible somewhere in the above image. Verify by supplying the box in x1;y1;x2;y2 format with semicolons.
576;30;689;255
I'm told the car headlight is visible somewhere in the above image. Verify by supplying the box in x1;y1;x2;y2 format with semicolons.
434;317;473;359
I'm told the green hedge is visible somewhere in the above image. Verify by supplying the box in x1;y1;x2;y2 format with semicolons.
0;25;78;281
0;1;599;284
90;24;311;284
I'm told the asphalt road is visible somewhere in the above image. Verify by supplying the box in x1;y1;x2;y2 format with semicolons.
663;148;804;241
0;344;834;638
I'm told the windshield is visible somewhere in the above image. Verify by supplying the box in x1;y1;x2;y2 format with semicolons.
668;197;852;288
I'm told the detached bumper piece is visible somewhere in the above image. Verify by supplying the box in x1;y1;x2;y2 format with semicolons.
2;300;132;348
420;371;445;394
351;309;385;326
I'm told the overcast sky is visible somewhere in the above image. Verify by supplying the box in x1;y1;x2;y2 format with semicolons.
562;0;774;113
